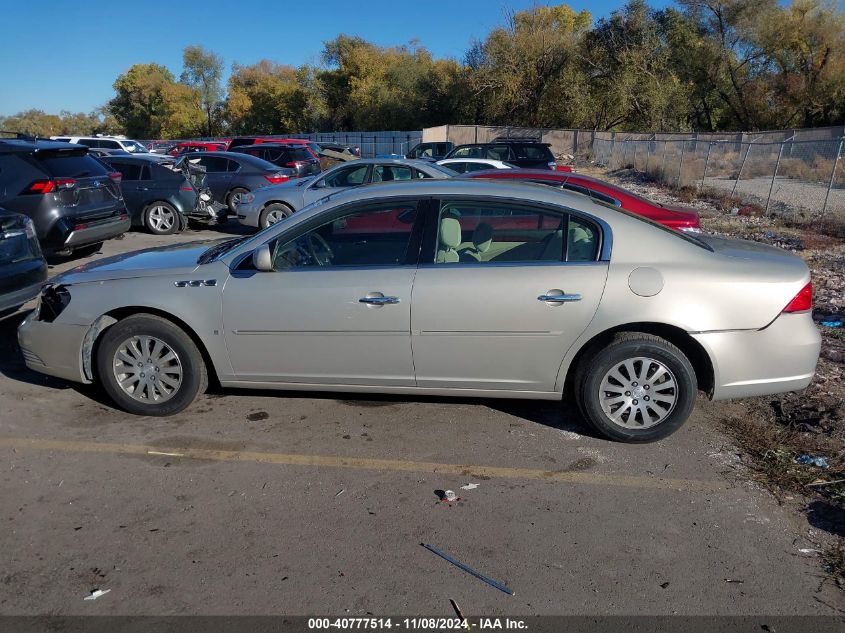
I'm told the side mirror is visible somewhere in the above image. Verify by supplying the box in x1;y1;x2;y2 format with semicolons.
253;243;273;272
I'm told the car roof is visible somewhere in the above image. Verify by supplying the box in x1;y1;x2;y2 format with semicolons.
0;138;88;154
452;141;551;147
235;143;305;149
101;154;170;163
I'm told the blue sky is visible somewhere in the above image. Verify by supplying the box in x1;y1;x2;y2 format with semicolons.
0;0;671;116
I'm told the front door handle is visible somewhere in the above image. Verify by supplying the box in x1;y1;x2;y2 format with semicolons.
538;291;582;303
359;294;400;306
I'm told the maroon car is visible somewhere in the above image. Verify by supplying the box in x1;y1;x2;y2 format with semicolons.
462;169;700;231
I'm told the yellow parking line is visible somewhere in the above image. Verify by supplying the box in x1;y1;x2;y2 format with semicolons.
0;436;724;491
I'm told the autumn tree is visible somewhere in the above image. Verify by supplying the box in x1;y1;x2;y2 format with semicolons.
181;45;225;136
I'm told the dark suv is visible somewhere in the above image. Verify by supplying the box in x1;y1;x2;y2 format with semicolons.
0;209;47;314
0;134;129;254
444;142;557;169
230;143;321;178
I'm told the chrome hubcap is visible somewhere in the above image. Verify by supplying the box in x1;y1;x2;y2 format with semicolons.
149;206;174;231
266;208;286;225
112;335;183;403
599;357;678;429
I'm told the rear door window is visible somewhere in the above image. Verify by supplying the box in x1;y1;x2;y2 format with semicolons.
372;165;413;182
486;145;512;161
197;156;230;173
513;144;554;161
109;161;142;180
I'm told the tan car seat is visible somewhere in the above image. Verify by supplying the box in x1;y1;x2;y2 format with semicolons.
459;222;494;262
436;217;461;263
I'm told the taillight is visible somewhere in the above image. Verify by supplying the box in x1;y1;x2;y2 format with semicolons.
107;171;122;183
284;161;308;168
783;282;813;313
265;173;290;184
22;178;75;194
180;186;194;192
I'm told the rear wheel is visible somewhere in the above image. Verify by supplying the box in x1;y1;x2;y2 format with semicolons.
96;314;207;416
226;187;249;212
259;202;294;229
574;333;697;442
144;202;179;235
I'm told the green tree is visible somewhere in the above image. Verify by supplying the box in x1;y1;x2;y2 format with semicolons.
181;45;225;136
108;63;204;138
225;60;312;134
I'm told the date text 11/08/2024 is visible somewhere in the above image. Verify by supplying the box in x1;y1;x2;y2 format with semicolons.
307;618;528;630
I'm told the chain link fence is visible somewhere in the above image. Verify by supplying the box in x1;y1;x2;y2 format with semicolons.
593;132;845;222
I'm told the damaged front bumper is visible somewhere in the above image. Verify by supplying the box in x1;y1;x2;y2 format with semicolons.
17;309;90;383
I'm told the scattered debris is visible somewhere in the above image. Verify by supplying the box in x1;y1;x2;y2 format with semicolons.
724;579;745;584
442;490;457;502
449;598;466;622
460;483;479;491
335;489;345;497
421;543;513;595
659;582;670;589
798;548;820;554
794;455;830;469
83;589;110;601
820;320;843;328
147;450;184;457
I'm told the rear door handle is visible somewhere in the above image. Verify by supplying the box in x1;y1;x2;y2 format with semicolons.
359;295;400;306
538;292;581;303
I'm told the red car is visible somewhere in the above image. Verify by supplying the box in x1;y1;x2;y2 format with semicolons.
463;169;700;231
227;136;321;159
168;141;227;156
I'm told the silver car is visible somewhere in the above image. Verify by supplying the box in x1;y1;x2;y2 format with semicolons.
234;158;457;229
18;179;820;442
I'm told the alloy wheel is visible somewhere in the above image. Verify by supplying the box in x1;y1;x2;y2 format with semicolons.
598;356;678;429
112;335;183;403
148;205;175;232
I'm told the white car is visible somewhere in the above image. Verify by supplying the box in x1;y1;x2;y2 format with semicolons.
436;158;516;173
50;135;149;154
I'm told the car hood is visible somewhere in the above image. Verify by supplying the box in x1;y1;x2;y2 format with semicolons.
53;240;220;284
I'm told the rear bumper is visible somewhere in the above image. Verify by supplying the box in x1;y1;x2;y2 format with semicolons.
0;257;48;312
693;312;821;401
17;312;89;383
47;214;130;251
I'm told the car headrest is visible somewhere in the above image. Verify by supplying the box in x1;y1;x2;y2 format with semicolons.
439;217;461;249
472;222;494;253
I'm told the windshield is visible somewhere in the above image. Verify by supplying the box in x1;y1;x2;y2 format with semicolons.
124;141;148;153
197;237;248;264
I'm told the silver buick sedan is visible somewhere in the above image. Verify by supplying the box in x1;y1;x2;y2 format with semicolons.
234;158;457;229
18;180;820;442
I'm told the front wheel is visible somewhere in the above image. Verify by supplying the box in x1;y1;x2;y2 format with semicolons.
574;333;697;443
96;314;207;416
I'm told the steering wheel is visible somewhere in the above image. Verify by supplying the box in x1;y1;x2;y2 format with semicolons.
306;232;335;266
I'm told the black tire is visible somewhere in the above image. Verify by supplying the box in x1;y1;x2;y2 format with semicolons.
226;187;249;212
96;314;208;416
144;202;179;235
259;202;294;229
574;332;697;443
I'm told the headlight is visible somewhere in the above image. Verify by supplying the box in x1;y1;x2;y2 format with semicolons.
37;284;71;323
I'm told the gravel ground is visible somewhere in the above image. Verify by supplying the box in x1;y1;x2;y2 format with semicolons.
702;176;845;222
